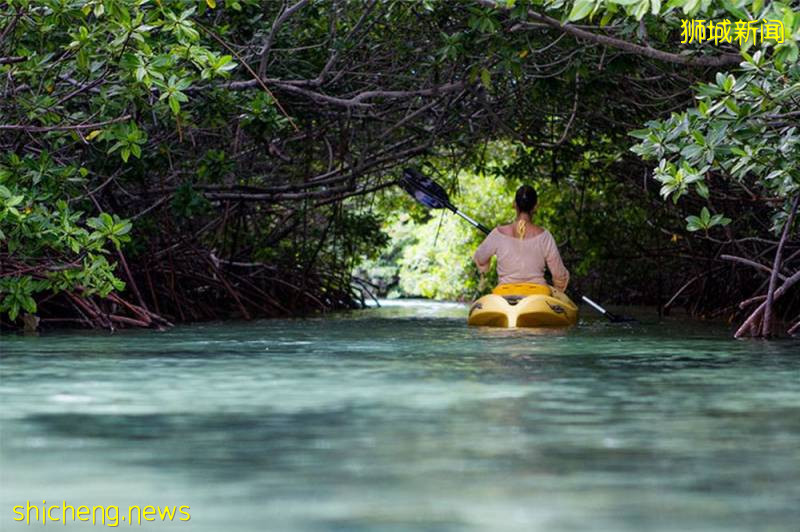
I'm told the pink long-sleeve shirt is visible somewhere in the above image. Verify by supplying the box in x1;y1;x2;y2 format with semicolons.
473;228;570;291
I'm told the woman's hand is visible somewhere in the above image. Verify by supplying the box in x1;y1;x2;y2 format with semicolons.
478;272;488;293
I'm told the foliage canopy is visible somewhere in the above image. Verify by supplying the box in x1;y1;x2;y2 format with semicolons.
1;0;798;334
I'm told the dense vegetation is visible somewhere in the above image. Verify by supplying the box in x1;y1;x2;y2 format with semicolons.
1;0;798;336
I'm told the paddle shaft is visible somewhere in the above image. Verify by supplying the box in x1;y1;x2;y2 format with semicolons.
581;295;615;320
581;295;634;323
453;208;491;235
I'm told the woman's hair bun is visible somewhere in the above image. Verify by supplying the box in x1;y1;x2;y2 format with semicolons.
515;185;538;213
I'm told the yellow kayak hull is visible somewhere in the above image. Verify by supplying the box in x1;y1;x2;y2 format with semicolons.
467;286;578;328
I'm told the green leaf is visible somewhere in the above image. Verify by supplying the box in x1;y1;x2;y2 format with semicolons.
650;0;661;15
682;0;699;14
21;296;36;313
169;95;181;115
480;68;492;89
108;141;125;154
721;0;748;20
633;0;649;19
723;74;735;92
6;195;23;207
568;0;594;21
115;221;132;236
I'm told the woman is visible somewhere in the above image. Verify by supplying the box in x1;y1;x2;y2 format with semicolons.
473;185;569;293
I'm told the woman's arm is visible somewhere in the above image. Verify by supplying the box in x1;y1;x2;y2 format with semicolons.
473;230;496;273
544;232;570;291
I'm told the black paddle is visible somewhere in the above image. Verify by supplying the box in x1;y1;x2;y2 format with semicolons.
400;168;491;234
399;167;637;323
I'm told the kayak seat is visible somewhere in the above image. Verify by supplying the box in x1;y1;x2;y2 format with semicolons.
492;283;552;297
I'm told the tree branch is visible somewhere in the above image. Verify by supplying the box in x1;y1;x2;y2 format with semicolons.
735;268;800;338
0;114;131;132
720;254;787;281
762;194;800;336
257;0;311;78
0;56;25;64
478;0;741;68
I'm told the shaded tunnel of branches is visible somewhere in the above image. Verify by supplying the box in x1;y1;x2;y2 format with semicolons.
1;1;797;334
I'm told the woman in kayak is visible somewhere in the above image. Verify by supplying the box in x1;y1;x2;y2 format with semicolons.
473;185;569;292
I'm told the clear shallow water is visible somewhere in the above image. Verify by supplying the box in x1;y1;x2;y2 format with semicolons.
1;300;799;531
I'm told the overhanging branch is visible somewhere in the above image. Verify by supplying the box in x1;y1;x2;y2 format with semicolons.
479;0;741;68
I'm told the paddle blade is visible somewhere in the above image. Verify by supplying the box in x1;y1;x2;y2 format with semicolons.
400;168;452;210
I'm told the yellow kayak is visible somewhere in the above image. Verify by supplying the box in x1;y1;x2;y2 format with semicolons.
467;283;578;328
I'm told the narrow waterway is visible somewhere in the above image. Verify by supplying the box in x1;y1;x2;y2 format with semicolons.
1;301;799;531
